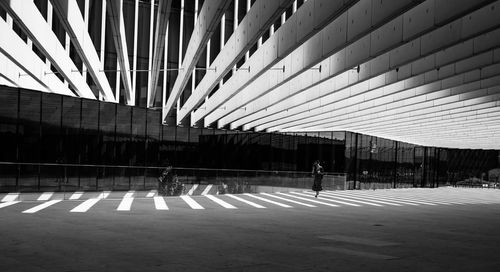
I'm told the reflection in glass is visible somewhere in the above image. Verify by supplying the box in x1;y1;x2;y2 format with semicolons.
19;90;41;163
0;86;18;163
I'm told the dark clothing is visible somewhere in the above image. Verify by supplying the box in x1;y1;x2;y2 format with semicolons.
158;169;174;196
312;164;324;192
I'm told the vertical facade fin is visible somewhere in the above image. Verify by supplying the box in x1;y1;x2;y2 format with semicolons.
106;0;134;105
148;0;172;107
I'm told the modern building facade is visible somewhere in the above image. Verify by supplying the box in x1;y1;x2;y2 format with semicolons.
1;0;499;192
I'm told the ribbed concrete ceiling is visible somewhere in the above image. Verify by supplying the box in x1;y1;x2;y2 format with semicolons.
1;0;499;150
170;0;500;149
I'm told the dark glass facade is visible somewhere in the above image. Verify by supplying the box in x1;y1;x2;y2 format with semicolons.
345;132;500;189
0;85;346;192
1;85;499;192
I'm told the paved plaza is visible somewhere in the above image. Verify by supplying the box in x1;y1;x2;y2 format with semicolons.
1;188;500;271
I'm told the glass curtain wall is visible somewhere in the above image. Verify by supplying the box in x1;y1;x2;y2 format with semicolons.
344;132;500;189
1;86;499;192
0;86;347;192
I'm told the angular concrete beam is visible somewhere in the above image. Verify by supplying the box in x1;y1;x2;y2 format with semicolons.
0;0;96;99
0;51;44;91
49;0;115;102
352;100;500;134
282;66;500;132
327;79;500;132
148;0;173;108
346;105;500;148
0;19;75;95
371;117;500;139
203;0;422;128
107;0;135;105
296;94;500;149
246;1;500;131
192;0;360;126
219;0;495;130
163;0;232;120
260;30;500;132
269;48;500;132
220;0;446;129
176;0;295;124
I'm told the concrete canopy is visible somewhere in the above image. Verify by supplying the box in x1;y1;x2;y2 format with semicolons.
2;0;499;149
185;0;500;149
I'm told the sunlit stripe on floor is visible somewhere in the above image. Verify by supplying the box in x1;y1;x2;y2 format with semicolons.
146;190;157;197
22;200;62;214
0;201;20;209
277;193;340;207
117;192;135;211
37;192;54;201
123;191;135;198
226;194;266;208
433;189;492;204
427;190;496;204
322;192;402;206
206;195;237;209
98;191;111;199
434;190;490;203
358;191;440;205
69;191;84;200
342;192;421;206
418;189;499;205
331;192;420;206
415;192;471;205
244;193;292;208
412;196;465;205
153;196;169;210
2;193;19;202
201;184;213;195
180;195;205;209
358;193;426;206
372;193;449;205
292;192;360;207
260;193;316;207
187;184;199;196
312;193;383;207
70;198;101;213
368;190;446;202
366;189;445;199
442;191;498;204
329;191;418;206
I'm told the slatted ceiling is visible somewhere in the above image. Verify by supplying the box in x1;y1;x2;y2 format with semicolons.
236;2;498;132
296;81;500;132
3;0;500;149
252;31;500;133
191;0;359;126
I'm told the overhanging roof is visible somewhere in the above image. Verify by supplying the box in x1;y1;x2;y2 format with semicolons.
177;0;500;149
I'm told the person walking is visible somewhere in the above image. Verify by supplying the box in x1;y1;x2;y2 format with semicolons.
312;160;324;197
